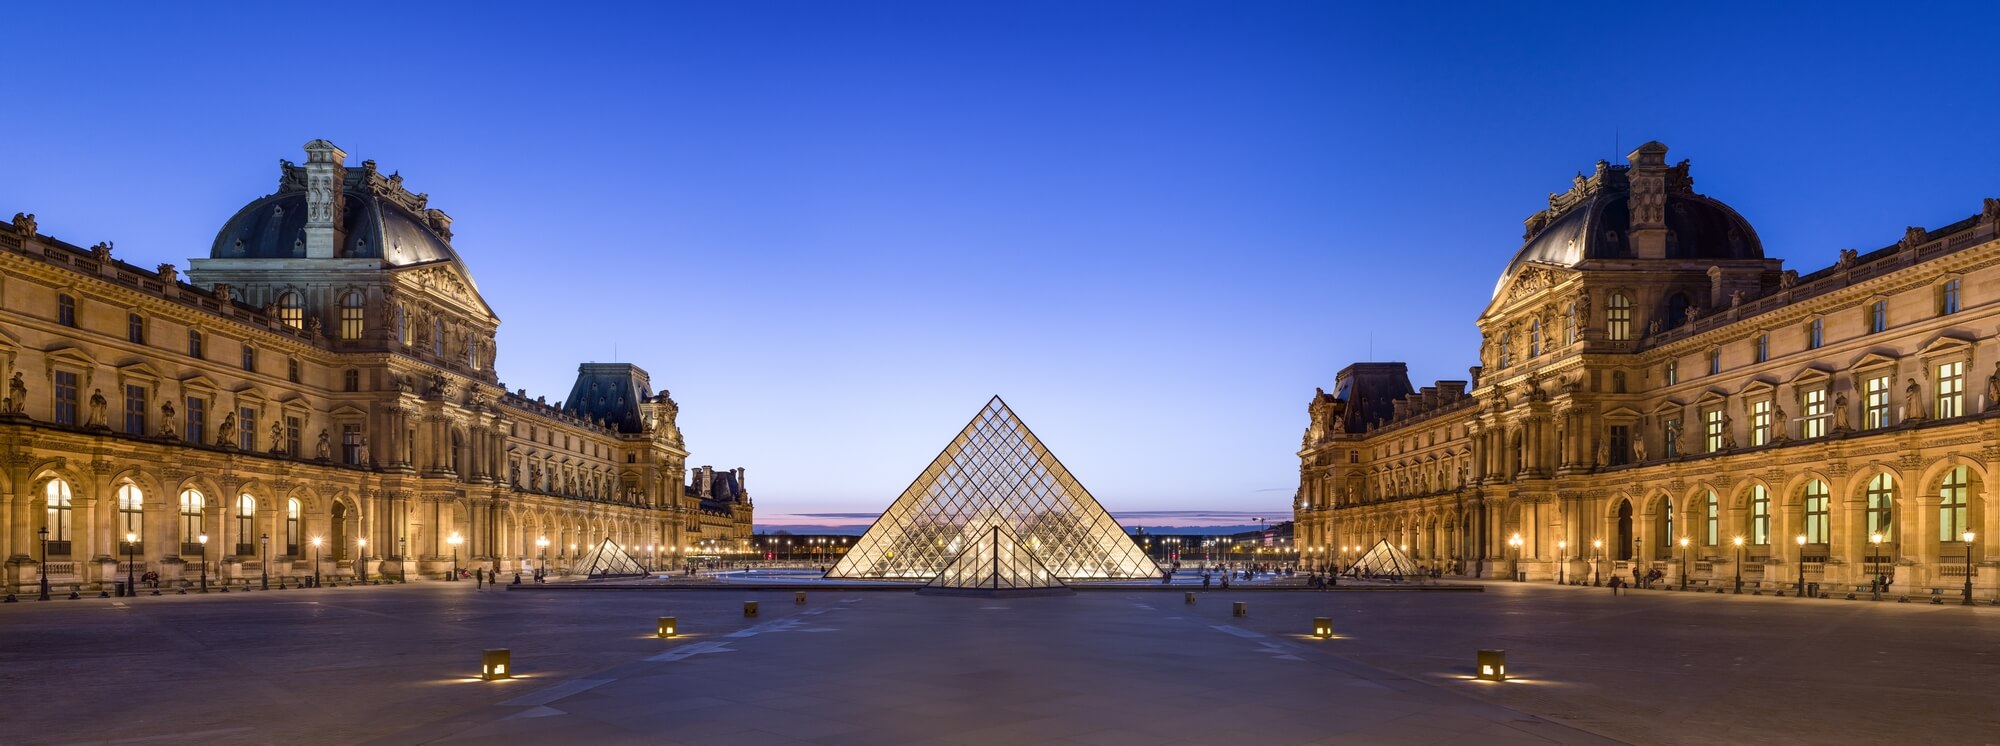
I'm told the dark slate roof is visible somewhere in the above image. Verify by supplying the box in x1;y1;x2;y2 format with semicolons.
561;363;654;433
689;469;747;513
210;179;467;274
1332;363;1413;434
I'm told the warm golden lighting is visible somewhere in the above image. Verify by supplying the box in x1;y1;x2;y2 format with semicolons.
198;533;209;545
657;617;677;638
481;649;512;680
1795;534;1806;546
1732;536;1744;547
1312;617;1333;638
1592;539;1602;549
1870;533;1883;545
311;536;322;548
1508;533;1522;548
126;532;136;543
1679;537;1690;547
447;532;463;547
1476;649;1508;682
1964;531;1977;543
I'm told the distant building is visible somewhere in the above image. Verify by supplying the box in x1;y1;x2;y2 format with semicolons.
0;140;751;592
1297;142;1998;595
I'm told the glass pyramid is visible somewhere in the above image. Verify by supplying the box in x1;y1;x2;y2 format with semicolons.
569;537;648;578
827;397;1160;581
924;523;1068;592
1344;539;1418;578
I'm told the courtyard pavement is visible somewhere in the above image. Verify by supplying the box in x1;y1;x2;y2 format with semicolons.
1;580;1995;745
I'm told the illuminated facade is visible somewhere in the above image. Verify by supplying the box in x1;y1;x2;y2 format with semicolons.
1296;142;1999;596
1;140;751;593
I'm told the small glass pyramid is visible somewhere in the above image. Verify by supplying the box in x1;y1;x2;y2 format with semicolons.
828;397;1159;581
569;538;648;578
1344;539;1418;578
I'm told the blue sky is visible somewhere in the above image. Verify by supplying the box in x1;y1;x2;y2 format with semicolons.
6;2;1999;526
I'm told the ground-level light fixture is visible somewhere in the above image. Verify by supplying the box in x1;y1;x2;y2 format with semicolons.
1312;617;1333;638
795;591;807;605
1232;601;1247;618
1476;649;1507;681
1185;592;1196;605
657;617;678;638
743;601;759;617
481;649;512;680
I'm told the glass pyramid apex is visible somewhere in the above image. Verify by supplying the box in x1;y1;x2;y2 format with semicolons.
828;397;1160;581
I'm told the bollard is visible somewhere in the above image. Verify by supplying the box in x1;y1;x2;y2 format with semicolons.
744;601;759;617
1312;617;1332;638
1232;601;1247;618
482;649;512;680
795;591;807;605
1476;649;1507;681
657;617;678;638
1184;592;1195;605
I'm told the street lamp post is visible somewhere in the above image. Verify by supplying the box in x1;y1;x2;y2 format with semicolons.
1507;533;1523;582
1794;534;1807;597
260;532;269;590
198;533;209;592
1592;539;1603;586
1557;540;1567;585
310;536;323;587
358;538;368;584
447;532;462;581
645;544;654;573
1870;532;1884;601
1732;536;1745;594
37;526;50;601
537;536;549;575
1679;537;1690;591
124;532;137;598
1962;531;1977;606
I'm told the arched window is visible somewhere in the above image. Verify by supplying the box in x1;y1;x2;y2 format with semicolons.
1528;320;1541;358
1666;292;1691;329
237;495;256;555
277;291;305;330
45;479;73;550
179;489;205;546
286;498;302;555
1865;473;1895;538
1606;293;1632;341
1664;497;1674;547
1704;491;1719;546
1803;480;1830;544
1749;485;1769;545
118;483;144;549
1940;466;1969;542
339;291;366;340
1497;331;1513;369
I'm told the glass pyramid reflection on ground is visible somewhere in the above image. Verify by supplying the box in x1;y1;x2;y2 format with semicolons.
827;397;1160;581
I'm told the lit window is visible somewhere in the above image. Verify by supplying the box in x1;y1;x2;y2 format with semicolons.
179;489;205;544
340;292;365;340
1940;278;1961;315
1865;473;1895;539
1528;320;1541;358
45;480;73;547
1663;418;1680;458
1750;485;1769;545
1705;408;1724;452
1607;294;1632;341
1754;334;1768;363
278;291;304;330
1704;491;1719;546
118;484;144;549
1801;388;1827;439
1497;331;1512;369
1936;360;1964;419
1564;303;1577;345
1751;399;1771;446
286;498;302;555
1803;481;1829;544
1940;466;1969;541
1664;361;1678;386
1868;300;1887;334
1807;318;1823;349
57;294;76;327
237;495;256;554
1864;375;1891;429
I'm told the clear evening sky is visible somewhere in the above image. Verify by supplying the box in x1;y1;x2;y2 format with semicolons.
6;3;1999;527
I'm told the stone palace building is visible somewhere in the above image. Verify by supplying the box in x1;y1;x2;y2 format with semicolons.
2;140;752;592
1295;142;2000;597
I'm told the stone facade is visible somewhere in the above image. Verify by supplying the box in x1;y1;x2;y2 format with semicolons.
1296;142;2000;597
1;141;752;593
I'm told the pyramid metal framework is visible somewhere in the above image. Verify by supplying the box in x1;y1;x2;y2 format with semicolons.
925;523;1068;592
568;538;648;578
827;397;1160;581
1344;539;1418;578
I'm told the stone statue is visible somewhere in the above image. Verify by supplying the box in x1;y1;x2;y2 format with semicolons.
267;420;282;453
5;372;26;415
1904;378;1923;422
1647;318;1663;336
88;388;108;428
11;212;36;238
358;434;371;466
1986;362;2000;411
305;316;323;338
1632;432;1648;462
426;373;450;399
1574;291;1591;325
1771;405;1789;442
1305;388;1333;445
1719;413;1736;450
1833;393;1852;432
159;400;178;438
1664;419;1682;455
315;429;330;460
89;241;113;262
1729;290;1743;308
1779;270;1798;289
217;412;237;447
1684;305;1703;323
1837;248;1857;270
1595;436;1609;467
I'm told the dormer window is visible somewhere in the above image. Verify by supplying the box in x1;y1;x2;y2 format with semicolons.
1606;294;1632;341
278;291;304;330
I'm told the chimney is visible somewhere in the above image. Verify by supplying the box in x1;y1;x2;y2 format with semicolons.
1626;141;1670;259
302;139;348;259
698;465;713;498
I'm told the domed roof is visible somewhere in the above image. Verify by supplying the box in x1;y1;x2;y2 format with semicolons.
209;159;473;288
1494;144;1762;297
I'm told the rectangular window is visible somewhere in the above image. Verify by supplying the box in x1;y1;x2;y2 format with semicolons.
1664;361;1678;386
1751;487;1770;546
127;313;145;344
1705;408;1724;453
286;416;303;457
53;371;79;426
1608;425;1630;466
1664;418;1680;458
1869;300;1887;333
1936;360;1964;419
1801;388;1827;439
58;295;76;327
242;346;256;372
1807;318;1823;349
287;359;299;383
1707;349;1721;376
1941;278;1961;315
1607;295;1632;341
1941;467;1969;541
185;397;205;445
1754;334;1769;363
342;424;362;465
1864;375;1892;429
238;407;257;451
123;385;147;436
1805;482;1830;544
1751;399;1771;447
188;330;204;358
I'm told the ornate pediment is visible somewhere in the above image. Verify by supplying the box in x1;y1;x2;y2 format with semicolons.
407;264;474;305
